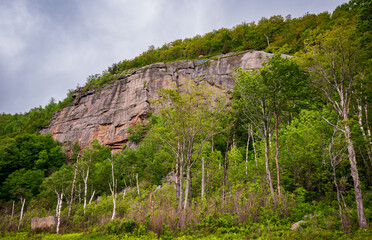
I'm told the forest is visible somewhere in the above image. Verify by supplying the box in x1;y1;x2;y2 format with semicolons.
0;0;371;239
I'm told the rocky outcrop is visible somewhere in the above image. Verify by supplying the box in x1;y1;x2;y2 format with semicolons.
290;220;306;231
31;216;57;230
41;51;274;151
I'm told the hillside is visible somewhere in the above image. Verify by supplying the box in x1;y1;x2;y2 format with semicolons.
0;0;371;239
41;51;275;151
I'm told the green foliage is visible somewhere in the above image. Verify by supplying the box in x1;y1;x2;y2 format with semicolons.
104;219;136;234
127;122;149;144
2;169;44;199
0;133;65;199
41;165;74;196
72;6;337;94
279;110;334;198
0;91;75;138
0;1;371;238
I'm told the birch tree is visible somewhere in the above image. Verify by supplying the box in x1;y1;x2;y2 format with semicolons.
42;165;73;234
233;55;308;198
18;197;26;230
153;79;229;211
108;154;117;220
299;20;367;228
80;146;96;214
260;55;308;197
233;68;275;199
2;168;44;229
67;154;79;217
328;128;349;232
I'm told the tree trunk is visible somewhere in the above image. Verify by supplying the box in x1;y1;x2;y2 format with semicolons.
89;190;95;204
263;33;270;47
82;159;91;215
365;101;372;151
56;192;63;235
11;200;14;218
264;133;275;200
83;168;89;214
211;135;214;152
344;123;367;228
111;190;116;220
201;157;205;200
245;131;250;177
175;154;180;200
357;101;372;163
136;173;140;196
18;197;26;230
329;144;347;233
189;169;192;205
274;110;281;197
184;166;191;210
333;161;347;232
178;157;183;212
250;126;257;166
109;156;116;220
68;160;78;217
222;138;230;201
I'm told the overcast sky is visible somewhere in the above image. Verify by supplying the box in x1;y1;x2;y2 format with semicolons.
0;0;348;114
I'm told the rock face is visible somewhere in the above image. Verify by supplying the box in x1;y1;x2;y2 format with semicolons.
41;51;274;151
31;216;57;230
290;220;306;231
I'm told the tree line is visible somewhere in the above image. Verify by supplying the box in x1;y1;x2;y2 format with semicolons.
0;0;371;238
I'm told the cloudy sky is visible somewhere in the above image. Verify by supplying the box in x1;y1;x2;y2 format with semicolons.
0;0;348;114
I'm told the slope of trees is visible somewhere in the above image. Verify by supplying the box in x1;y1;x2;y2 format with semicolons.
0;0;371;239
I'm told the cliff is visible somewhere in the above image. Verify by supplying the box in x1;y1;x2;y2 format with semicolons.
41;51;275;151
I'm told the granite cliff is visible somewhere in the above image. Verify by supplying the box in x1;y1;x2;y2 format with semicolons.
41;51;275;151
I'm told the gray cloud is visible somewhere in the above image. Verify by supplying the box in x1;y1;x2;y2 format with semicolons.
0;0;348;113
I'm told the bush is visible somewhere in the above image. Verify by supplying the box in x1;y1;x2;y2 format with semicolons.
105;219;136;235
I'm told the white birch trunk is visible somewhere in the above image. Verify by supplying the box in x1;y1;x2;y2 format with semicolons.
264;133;275;200
68;160;78;217
178;156;183;212
83;167;90;214
56;192;63;235
332;160;346;232
365;102;372;147
250;127;257;166
18;197;26;230
245;131;250;176
109;155;116;220
201;157;205;200
344;124;367;228
89;190;95;204
274;110;281;197
328;133;347;232
183;166;191;210
357;101;372;163
136;173;140;196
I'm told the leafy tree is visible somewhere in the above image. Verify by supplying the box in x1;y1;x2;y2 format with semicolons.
2;168;44;199
279;110;333;198
298;18;367;228
233;55;307;199
153;79;229;211
233;67;275;199
0;133;65;199
41;165;74;234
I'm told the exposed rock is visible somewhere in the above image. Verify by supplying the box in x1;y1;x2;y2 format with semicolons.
41;51;275;151
31;216;57;230
162;171;176;185
290;220;306;231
